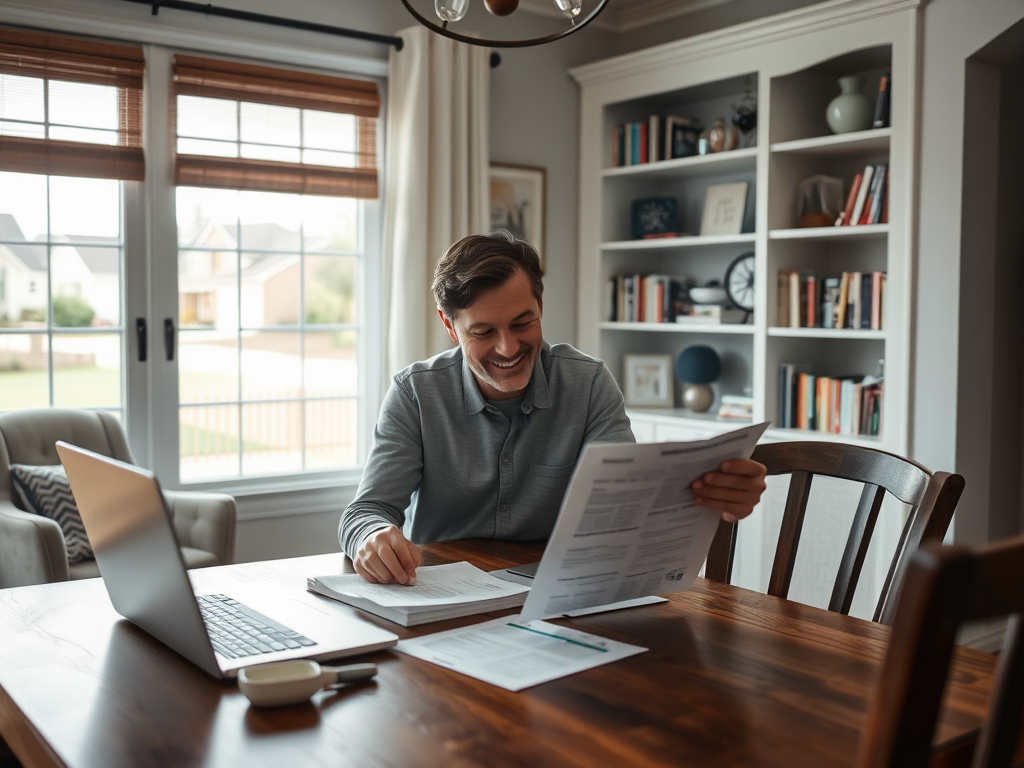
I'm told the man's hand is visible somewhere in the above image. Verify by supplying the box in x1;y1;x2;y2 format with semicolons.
691;458;768;523
354;525;422;585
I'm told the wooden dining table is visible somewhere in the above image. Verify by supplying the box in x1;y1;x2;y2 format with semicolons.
0;539;1005;768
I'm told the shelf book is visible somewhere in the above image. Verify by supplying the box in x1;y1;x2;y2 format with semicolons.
777;269;885;329
612;116;729;167
608;274;689;323
778;364;883;436
836;164;889;226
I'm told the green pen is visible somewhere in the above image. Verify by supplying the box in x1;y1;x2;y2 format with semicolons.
506;622;608;652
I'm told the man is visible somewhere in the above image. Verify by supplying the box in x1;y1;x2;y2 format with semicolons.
340;231;767;585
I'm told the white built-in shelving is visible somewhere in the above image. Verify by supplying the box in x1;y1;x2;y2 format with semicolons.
571;0;921;611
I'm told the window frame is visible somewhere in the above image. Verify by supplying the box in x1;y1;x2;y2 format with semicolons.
142;45;384;498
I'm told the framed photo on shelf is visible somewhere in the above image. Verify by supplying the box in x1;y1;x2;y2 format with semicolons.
623;354;674;407
490;163;546;265
700;181;749;236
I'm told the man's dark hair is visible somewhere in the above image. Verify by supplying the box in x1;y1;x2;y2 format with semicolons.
431;229;544;319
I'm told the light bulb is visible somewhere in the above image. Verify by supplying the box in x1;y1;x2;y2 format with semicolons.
553;0;582;19
435;0;469;23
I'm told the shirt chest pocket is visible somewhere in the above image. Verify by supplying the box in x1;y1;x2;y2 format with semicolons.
531;462;576;487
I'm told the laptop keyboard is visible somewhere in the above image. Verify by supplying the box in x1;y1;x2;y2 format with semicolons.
197;594;317;660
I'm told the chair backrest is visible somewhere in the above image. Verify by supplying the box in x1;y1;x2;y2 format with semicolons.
0;409;135;505
704;441;965;624
857;535;1024;768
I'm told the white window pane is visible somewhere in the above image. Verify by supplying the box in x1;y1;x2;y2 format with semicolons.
179;330;239;405
241;331;300;400
177;95;238;141
241;401;302;475
305;399;357;468
302;110;355;152
0;174;47;240
240;102;299;147
180;405;241;480
52;333;121;407
305;256;356;325
240;252;299;327
50;177;120;239
48;80;118;130
238;191;301;239
0;120;45;139
301;148;356;168
177;137;237;157
301;196;358;252
0;334;50;408
52;245;121;327
240;143;300;163
178;250;239;329
49;126;118;145
304;331;357;397
177;187;239;246
0;243;46;327
0;74;44;123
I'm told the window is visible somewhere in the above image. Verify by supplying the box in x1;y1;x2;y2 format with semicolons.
0;28;142;416
171;56;380;482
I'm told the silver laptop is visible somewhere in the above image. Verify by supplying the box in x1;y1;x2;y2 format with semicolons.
56;441;397;679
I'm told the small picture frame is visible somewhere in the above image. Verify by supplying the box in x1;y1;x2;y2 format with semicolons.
700;181;749;236
632;196;678;240
623;354;674;407
490;163;546;266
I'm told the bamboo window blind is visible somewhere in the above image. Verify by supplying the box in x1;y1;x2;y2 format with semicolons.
0;26;145;181
172;55;380;199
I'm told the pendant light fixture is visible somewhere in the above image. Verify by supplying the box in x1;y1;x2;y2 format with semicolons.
400;0;611;48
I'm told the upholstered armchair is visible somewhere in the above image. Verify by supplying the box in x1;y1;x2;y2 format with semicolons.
0;409;237;588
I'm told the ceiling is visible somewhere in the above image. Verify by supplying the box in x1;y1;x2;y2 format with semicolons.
518;0;740;33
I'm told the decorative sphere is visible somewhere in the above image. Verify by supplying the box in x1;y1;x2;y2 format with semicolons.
484;0;519;16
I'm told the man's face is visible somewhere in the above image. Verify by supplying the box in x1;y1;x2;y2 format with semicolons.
439;270;543;401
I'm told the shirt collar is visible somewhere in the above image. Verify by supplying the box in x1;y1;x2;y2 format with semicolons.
461;341;553;415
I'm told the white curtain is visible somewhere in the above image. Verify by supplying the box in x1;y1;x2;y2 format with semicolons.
381;25;491;381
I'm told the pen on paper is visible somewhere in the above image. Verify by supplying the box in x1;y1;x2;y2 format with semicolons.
506;623;608;652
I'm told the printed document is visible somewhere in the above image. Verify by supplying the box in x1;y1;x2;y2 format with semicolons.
313;561;528;607
395;616;646;691
520;422;769;622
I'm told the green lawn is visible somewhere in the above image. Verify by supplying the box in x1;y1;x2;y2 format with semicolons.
0;367;120;409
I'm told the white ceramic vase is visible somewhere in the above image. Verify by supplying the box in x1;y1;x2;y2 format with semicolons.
825;76;874;134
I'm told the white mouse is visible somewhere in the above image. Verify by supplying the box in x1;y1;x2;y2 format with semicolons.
238;659;377;707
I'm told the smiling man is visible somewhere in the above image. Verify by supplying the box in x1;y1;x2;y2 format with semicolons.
339;230;767;585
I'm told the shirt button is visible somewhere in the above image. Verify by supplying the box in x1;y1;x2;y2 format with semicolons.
500;503;508;512
502;455;511;466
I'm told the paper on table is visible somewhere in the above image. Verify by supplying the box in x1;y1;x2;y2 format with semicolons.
312;562;529;607
395;616;646;692
519;422;769;622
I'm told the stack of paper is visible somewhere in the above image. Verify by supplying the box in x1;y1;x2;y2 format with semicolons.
307;562;530;627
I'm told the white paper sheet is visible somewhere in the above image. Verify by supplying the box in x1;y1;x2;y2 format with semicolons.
519;422;769;622
395;616;647;691
313;562;529;607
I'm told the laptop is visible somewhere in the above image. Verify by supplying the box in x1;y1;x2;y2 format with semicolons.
55;441;398;679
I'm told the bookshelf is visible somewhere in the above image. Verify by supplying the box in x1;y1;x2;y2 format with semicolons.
571;0;921;616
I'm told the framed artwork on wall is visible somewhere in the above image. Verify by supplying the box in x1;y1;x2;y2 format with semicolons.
623;354;674;407
490;163;546;265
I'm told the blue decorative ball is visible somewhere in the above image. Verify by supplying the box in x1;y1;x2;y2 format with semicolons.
677;345;721;384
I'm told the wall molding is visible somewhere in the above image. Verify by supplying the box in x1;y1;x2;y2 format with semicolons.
569;0;922;86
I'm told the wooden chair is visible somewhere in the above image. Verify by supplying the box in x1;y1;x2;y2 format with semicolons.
704;441;964;625
857;535;1024;768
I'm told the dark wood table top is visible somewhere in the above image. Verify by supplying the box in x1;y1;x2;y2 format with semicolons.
0;539;1002;768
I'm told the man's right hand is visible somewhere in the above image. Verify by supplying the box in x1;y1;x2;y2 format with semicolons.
354;525;421;585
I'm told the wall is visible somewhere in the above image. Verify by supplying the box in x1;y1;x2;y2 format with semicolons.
916;0;1024;546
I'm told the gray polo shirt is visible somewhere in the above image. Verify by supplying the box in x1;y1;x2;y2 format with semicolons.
338;341;635;558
